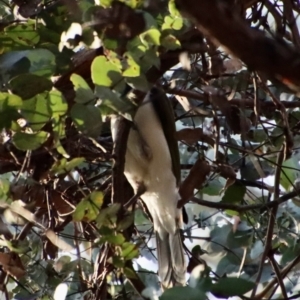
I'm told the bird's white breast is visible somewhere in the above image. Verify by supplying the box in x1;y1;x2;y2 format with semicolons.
123;97;181;238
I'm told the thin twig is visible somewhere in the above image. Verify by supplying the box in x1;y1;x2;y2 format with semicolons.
251;145;284;298
190;187;299;212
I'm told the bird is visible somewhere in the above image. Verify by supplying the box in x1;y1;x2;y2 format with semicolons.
111;87;186;289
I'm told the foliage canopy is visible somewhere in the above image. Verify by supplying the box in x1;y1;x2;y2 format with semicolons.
1;0;300;299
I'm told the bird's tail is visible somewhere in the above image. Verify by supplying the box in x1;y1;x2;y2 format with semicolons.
156;229;186;290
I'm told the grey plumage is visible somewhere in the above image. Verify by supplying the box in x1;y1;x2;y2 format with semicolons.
111;88;186;289
156;228;186;289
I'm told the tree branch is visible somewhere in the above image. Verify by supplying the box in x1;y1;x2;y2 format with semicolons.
191;188;300;212
175;0;300;94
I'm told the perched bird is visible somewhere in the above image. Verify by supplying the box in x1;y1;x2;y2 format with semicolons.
111;87;186;289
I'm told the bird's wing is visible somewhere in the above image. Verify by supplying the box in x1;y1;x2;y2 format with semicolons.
149;88;181;186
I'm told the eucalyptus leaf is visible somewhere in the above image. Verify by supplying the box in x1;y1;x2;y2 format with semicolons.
226;229;253;249
280;155;300;190
211;278;255;297
103;233;125;245
73;191;104;222
50;157;85;175
221;183;246;204
161;286;206;300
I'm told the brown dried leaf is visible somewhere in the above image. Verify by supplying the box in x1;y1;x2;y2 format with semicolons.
179;158;211;205
9;200;36;224
5;265;26;279
3;200;36;226
0;253;10;265
224;58;243;73
44;240;58;259
90;2;145;40
217;164;237;180
203;87;250;134
52;191;74;216
176;128;214;146
0;252;25;279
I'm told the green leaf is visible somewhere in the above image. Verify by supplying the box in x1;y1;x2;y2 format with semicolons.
0;93;22;129
161;286;206;300
13;131;49;151
125;74;150;92
50;157;85;175
0;179;10;195
0;179;10;202
169;0;181;17
161;34;181;50
191;245;207;256
0;93;22;111
141;29;161;46
73;191;104;222
226;229;253;248
26;49;56;77
5;21;40;47
215;253;240;276
202;178;223;196
124;267;139;279
117;213;134;231
240;159;272;181
95;86;135;115
162;16;183;31
91;55;123;88
7;240;30;254
21;94;52;131
71;103;102;137
9;74;52;100
112;256;124;268
210;278;255;297
251;128;268;143
96;203;121;227
70;74;95;104
221;183;246;204
47;90;68;117
172;18;184;30
102;38;119;51
121;242;139;260
209;224;232;254
52;116;68;157
123;55;140;77
280;155;300;190
104;233;125;245
99;0;113;7
281;243;300;265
